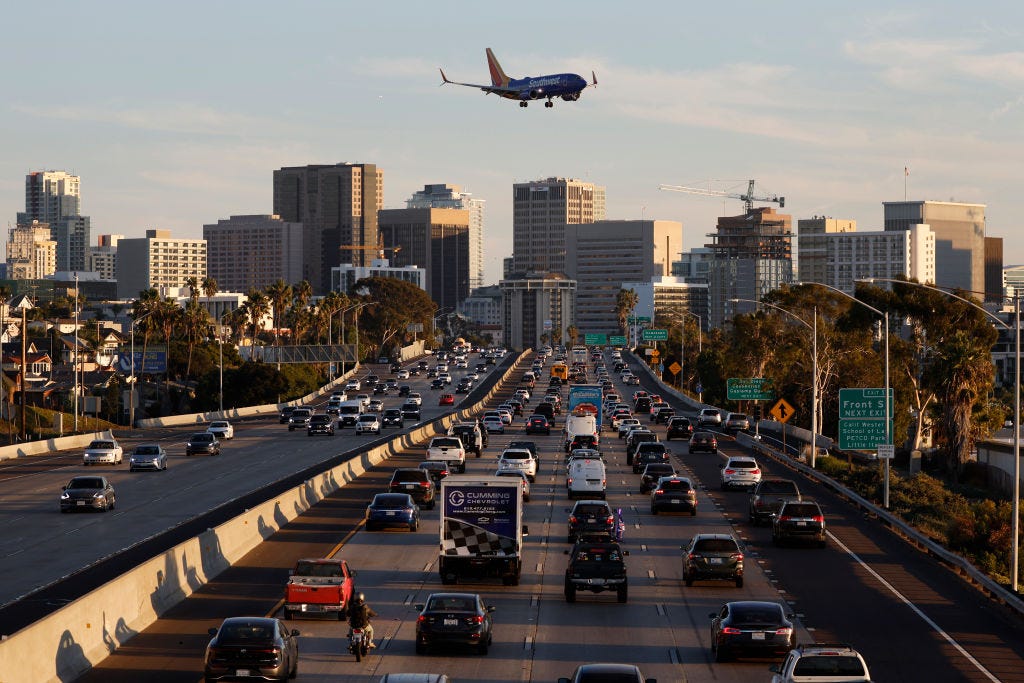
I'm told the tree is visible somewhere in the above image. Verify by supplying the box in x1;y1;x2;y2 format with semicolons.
132;288;160;381
615;288;639;335
242;289;271;359
351;277;435;360
182;299;210;381
266;279;292;347
289;280;314;344
566;325;578;346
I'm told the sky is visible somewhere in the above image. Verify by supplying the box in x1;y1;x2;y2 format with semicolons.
4;1;1023;287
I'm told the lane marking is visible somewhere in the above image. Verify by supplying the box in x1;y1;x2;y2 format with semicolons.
828;531;1000;682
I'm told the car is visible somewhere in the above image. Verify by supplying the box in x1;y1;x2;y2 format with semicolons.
345;379;361;391
482;415;505;433
649;402;671;420
365;492;421;531
407;392;423;406
381;408;405;428
497;448;537;482
525;415;551;435
557;663;656;683
186;432;221;456
373;383;389;395
279;406;296;424
288;407;313;431
307;414;336;436
129;444;168;472
666;416;694;440
494;468;531;501
206;420;234;440
770;643;872;683
367;398;385;413
639;463;676;493
82;438;123;466
533;402;556;423
355;413;382;435
719;456;762;490
772;500;827;547
60;475;116;512
447;422;485;457
682;533;744;587
650;476;697;516
455;381;472;394
507;440;538;463
438;393;455;406
709;601;795;662
401;402;422;421
652;407;676;424
355;394;371;407
632;442;669;473
566;500;616;543
204;616;300;682
418;461;450;489
414;592;494;655
496;407;514;423
389;468;436;508
617;418;642;438
398;384;412;396
724;412;750;432
697;408;722;427
624;374;640;385
396;369;410;380
625;430;657;464
688;431;718;454
749;478;803;526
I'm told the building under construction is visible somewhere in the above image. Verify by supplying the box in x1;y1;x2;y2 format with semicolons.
705;206;793;328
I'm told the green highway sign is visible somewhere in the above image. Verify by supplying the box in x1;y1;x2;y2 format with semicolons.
839;388;893;419
609;335;628;346
839;418;893;450
642;328;668;341
627;316;652;324
584;333;608;346
727;377;775;401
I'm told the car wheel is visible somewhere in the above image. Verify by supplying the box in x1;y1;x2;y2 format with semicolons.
818;539;828;548
735;576;744;588
428;498;436;510
564;583;576;603
410;520;419;532
415;637;427;655
684;573;694;587
715;644;730;662
617;584;628;603
567;533;575;544
283;608;294;620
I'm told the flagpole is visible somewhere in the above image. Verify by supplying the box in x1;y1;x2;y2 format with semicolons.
904;165;908;200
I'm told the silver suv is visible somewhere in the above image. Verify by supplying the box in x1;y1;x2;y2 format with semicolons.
697;408;722;427
724;412;750;432
770;643;871;683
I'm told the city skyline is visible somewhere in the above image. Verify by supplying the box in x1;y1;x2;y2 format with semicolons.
3;2;1022;287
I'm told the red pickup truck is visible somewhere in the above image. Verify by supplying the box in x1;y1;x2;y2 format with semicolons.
283;558;356;620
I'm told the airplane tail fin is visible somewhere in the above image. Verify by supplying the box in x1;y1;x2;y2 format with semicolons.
486;48;510;87
439;68;451;85
591;71;598;87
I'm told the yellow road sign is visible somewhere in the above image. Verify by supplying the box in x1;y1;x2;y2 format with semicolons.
770;398;795;423
669;362;681;375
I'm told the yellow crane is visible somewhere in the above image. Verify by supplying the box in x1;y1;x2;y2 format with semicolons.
659;179;784;213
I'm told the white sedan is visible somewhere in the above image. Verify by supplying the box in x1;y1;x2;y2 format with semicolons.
83;439;124;466
355;413;381;435
617;418;642;438
207;421;234;440
396;369;410;380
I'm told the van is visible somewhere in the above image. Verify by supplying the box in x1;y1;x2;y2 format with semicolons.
563;414;598;451
566;457;607;499
336;400;364;427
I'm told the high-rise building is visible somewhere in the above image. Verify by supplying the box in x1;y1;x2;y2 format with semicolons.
499;274;576;351
272;163;383;293
564;219;682;334
331;259;426;296
407;184;486;289
50;215;91;272
621;276;710;332
706;207;793;328
88;234;122;281
17;171;80;225
985;237;1004;303
378;207;470;310
115;229;207;299
883;200;986;294
204;215;305;293
512;177;605;274
797;217;935;293
7;222;57;280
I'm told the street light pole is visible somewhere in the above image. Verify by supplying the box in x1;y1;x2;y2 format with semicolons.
73;272;79;432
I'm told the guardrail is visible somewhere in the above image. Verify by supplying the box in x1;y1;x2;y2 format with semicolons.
0;351;527;683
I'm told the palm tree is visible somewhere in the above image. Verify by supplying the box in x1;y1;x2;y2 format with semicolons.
154;297;181;393
615;288;639;335
243;289;271;359
266;279;292;348
182;299;210;380
201;276;218;303
289;280;313;344
566;325;579;347
185;276;200;306
132;288;160;380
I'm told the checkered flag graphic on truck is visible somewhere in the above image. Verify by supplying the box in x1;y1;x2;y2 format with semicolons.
442;518;517;556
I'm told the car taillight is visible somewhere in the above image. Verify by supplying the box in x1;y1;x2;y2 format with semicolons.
567;477;573;485
724;469;735;475
750;468;760;475
654;489;663;495
775;627;793;635
468;615;484;625
417;615;427;623
421;482;431;487
721;627;741;634
570;516;578;523
779;516;792;522
731;552;744;562
605;516;614;524
811;515;824;523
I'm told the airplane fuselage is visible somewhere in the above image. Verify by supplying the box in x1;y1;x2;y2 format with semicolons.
501;73;589;101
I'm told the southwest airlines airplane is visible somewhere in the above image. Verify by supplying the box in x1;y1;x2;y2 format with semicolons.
440;48;596;108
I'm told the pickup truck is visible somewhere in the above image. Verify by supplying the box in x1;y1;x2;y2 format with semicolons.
749;478;803;526
563;540;629;603
770;643;872;682
427;436;467;473
283;557;356;620
447;422;484;457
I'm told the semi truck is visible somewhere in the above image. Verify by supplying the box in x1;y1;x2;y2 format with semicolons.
438;475;527;586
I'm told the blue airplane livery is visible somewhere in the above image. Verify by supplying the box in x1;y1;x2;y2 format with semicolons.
440;48;596;108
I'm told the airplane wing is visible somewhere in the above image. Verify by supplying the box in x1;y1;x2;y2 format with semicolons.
439;68;519;96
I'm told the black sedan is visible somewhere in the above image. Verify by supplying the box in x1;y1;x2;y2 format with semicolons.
365;493;420;531
709;601;794;662
60;476;116;512
688;431;718;454
204;616;299;681
186;432;221;456
414;592;494;655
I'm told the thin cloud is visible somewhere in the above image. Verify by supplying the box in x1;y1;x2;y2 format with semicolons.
9;102;275;136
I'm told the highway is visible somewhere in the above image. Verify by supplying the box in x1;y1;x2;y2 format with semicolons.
5;350;1024;682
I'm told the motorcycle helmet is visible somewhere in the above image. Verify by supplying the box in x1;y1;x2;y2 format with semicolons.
357;592;365;603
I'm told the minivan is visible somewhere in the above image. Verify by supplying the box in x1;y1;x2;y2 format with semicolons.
566;457;606;500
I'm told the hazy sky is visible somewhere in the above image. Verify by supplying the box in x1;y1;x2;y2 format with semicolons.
4;1;1022;286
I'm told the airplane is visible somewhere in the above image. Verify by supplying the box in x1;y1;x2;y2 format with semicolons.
439;48;596;108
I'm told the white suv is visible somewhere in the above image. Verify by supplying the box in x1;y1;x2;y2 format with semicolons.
498;448;538;482
770;643;871;683
719;456;762;491
698;408;722;427
355;413;381;435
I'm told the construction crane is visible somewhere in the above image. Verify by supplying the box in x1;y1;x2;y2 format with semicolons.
340;235;402;260
659;179;784;213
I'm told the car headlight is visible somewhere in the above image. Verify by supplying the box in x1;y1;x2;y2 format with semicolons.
93;492;105;499
61;492;70;500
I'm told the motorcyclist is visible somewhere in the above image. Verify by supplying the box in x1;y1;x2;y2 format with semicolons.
347;593;377;648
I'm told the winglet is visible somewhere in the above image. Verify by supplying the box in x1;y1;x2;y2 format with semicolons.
591;71;598;87
439;68;451;85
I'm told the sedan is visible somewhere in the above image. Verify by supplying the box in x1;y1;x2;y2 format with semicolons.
381;408;405;428
666;417;694;440
558;663;656;683
709;601;794;662
396;369;410;380
83;439;123;466
129;444;168;472
60;475;116;512
438;393;455;406
365;493;420;531
206;420;234;440
204;616;300;682
482;416;505;433
186;432;221;456
688;431;718;454
414;592;494;655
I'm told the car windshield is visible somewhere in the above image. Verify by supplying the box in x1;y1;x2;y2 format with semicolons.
782;503;820;516
729;460;757;469
311;416;331;423
217;621;274;643
760;480;799;495
358;415;377;422
432;438;461;447
294;561;345;577
210;422;228;428
729;603;784;623
190;434;212;442
659;479;691;491
135;446;159;455
372;493;412;507
575;504;609;516
502;451;530;461
88;441;115;449
643;465;674;476
793;656;866;676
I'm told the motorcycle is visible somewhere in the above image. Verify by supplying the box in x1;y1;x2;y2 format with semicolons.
348;628;370;661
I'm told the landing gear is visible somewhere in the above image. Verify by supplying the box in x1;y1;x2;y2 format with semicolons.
544;101;553;108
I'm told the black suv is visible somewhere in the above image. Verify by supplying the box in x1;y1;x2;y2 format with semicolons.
666;416;694;440
749;478;802;526
772;500;826;547
566;500;616;543
650;476;697;516
307;414;336;436
625;431;658;465
401;402;422;421
381;408;404;428
688;431;718;454
682;533;744;587
279;406;296;424
388;468;436;508
640;463;676;493
564;541;629;603
632;442;670;473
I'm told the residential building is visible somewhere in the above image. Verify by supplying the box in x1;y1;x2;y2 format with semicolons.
204;214;305;293
331;259;426;295
272;162;383;292
407;184;486;289
17;170;80;225
564;219;682;334
88;234;122;281
672;247;714;283
883;200;986;295
7;222;57;280
499;273;575;351
512;177;605;274
378;207;470;310
623;277;710;332
50;215;91;272
706;207;793;328
797;217;935;293
115;229;207;299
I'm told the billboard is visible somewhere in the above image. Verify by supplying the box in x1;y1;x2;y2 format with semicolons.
117;347;168;374
568;384;604;430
